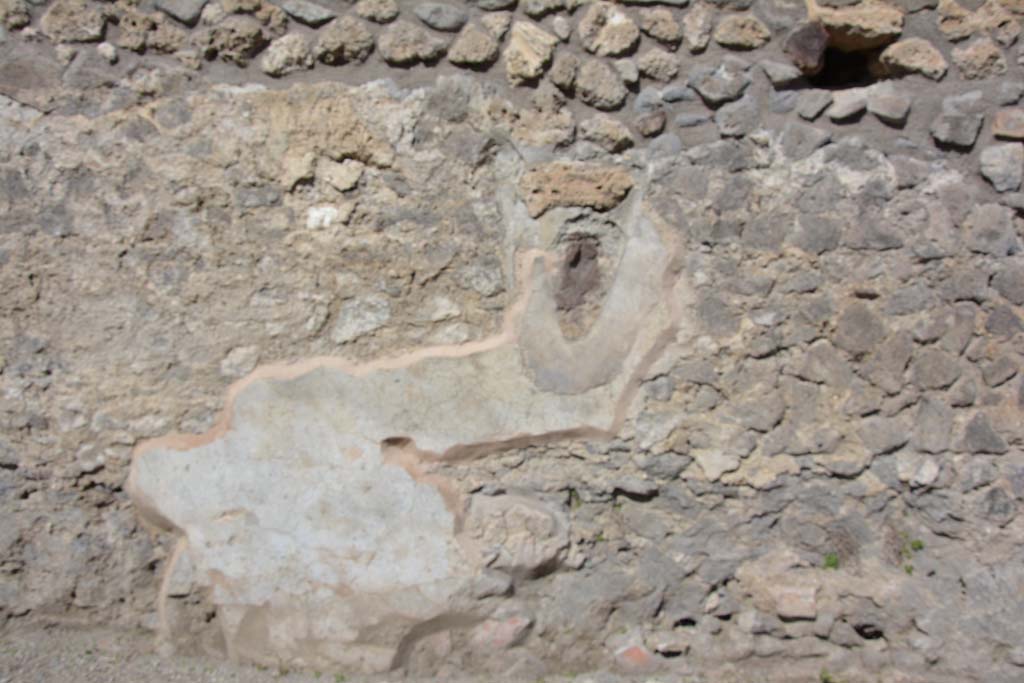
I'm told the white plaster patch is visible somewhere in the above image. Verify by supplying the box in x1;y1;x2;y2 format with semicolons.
129;162;692;673
306;205;340;229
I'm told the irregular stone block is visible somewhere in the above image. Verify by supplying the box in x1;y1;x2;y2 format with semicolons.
577;58;629;110
867;84;911;126
980;143;1024;192
313;16;374;65
994;107;1024;139
504;21;558;84
784;21;828;74
378;20;447;66
518;162;633;218
260;33;312;77
448;24;500;67
827;88;867;121
952;37;1007;79
578;1;641;57
816;0;904;51
355;0;399;23
41;0;106;42
931;112;983;149
912;397;953;454
965;412;1009;454
682;2;714;53
834;301;887;356
688;57;752;105
714;15;771;49
548;51;579;91
880;37;947;80
640;7;683;45
761;59;803;86
638;47;679;82
965;203;1018;256
797;89;833;120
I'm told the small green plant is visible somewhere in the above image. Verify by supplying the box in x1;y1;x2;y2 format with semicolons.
896;534;925;575
897;533;926;560
334;674;346;683
823;552;840;570
820;669;838;683
568;488;582;509
594;531;605;542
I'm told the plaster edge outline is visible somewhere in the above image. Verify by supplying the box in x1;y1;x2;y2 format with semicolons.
126;157;694;669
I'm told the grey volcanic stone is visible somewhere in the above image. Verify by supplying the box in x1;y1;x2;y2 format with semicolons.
982;356;1017;387
780;121;830;161
688;58;751;105
715;95;758;137
910;348;960;390
965;413;1008;454
981;488;1016;526
859;416;910;455
662;85;698;102
965;204;1019;256
797;90;833;120
415;3;468;32
986;305;1024;337
931;113;983;149
156;0;207;25
791;214;840;253
997;80;1024;105
784;21;828;74
827;89;867;121
834;302;887;357
867;90;911;126
275;0;335;26
980;143;1024;192
912;397;953;454
675;111;712;127
771;90;799;113
760;60;802;86
523;0;566;17
862;331;913;394
993;265;1024;305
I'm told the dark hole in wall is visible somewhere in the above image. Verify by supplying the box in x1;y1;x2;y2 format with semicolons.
854;622;885;640
809;48;882;90
555;236;601;311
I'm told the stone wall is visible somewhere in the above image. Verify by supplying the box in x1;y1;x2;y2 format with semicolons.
1;0;1023;680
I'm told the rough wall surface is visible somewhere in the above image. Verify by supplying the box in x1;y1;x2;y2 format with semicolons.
1;0;1023;681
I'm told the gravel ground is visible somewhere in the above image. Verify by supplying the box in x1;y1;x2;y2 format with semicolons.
0;624;822;683
0;623;959;683
0;624;660;683
0;624;369;683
